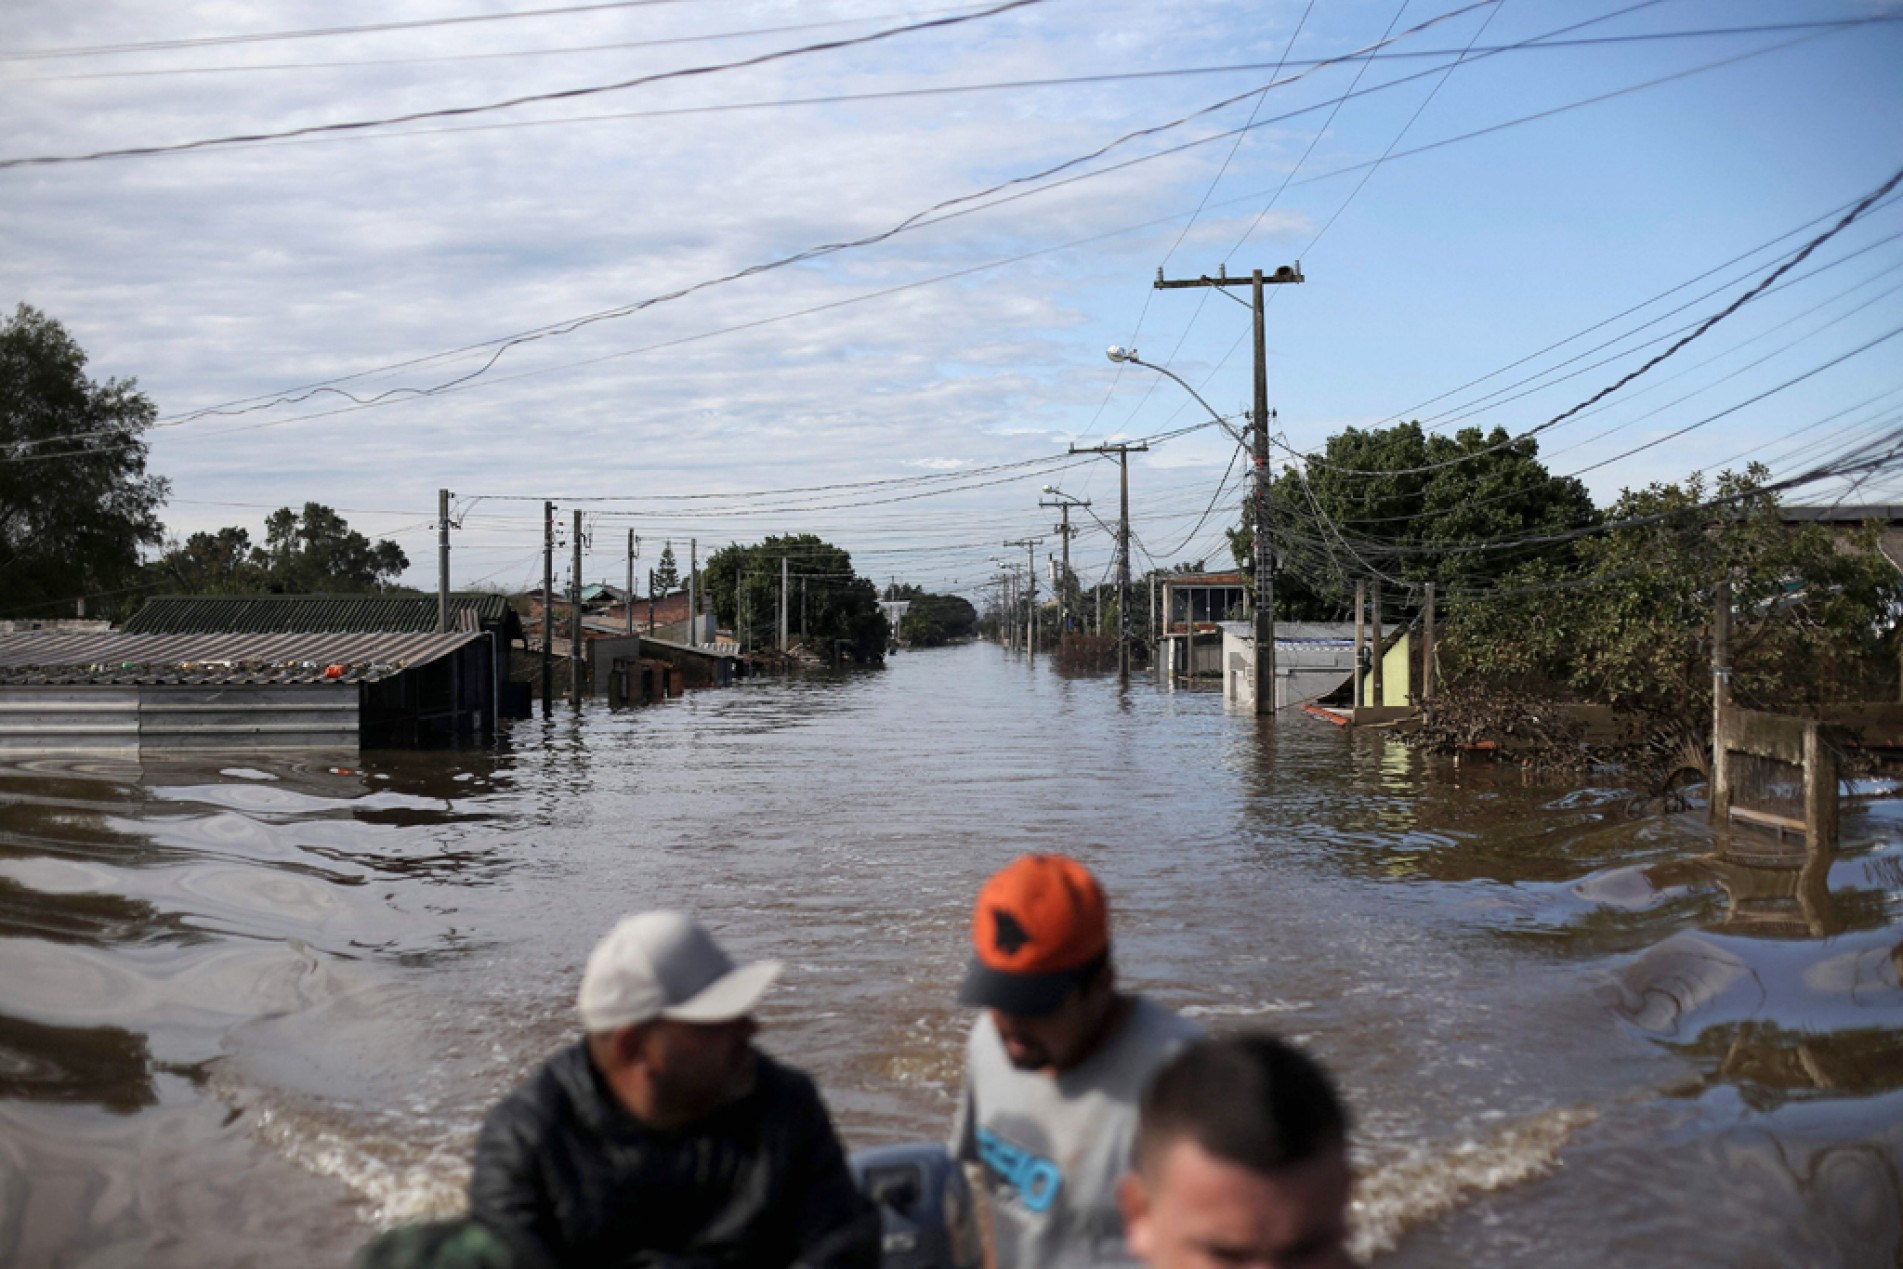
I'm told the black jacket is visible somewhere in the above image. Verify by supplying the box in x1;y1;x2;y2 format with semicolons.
469;1043;880;1269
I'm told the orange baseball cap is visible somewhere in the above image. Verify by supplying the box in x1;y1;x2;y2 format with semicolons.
957;854;1110;1016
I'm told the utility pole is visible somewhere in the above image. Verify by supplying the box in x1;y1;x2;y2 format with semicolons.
1039;493;1087;637
571;509;583;700
1069;442;1148;678
780;556;789;652
647;568;656;635
635;532;650;635
1422;582;1436;703
541;501;554;713
1370;580;1384;707
437;488;451;634
1004;538;1043;661
1353;579;1366;709
689;538;699;647
1155;261;1304;715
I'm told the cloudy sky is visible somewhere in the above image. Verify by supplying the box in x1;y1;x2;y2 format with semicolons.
5;0;1902;604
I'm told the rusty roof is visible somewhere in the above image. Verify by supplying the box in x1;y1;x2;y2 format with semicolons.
122;593;518;635
0;629;485;687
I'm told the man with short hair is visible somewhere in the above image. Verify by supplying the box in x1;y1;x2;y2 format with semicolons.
1118;1034;1353;1269
468;910;880;1268
950;853;1202;1268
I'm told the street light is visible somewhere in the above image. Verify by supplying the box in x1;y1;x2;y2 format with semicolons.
1106;346;1248;447
1105;344;1272;708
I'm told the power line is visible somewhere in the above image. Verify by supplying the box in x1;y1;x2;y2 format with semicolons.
1299;165;1903;478
0;0;1049;169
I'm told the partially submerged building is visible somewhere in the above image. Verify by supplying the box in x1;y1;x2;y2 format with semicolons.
0;594;524;755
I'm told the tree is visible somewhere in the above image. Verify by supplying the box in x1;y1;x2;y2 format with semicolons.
258;502;408;592
0;305;169;617
152;526;260;594
1229;421;1597;620
1444;464;1903;731
145;502;408;596
703;535;888;660
653;541;681;594
887;583;978;646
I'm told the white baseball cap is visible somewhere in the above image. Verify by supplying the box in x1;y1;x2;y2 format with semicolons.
576;911;783;1033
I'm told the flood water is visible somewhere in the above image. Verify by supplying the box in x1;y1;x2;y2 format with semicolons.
2;640;1900;1267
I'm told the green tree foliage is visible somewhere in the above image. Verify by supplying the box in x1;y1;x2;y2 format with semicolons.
1445;465;1903;729
703;534;888;660
886;583;978;646
257;503;408;592
149;503;408;595
0;304;169;617
653;541;680;594
1229;422;1597;619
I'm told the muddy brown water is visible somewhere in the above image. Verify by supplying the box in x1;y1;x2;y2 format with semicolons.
1;641;1899;1266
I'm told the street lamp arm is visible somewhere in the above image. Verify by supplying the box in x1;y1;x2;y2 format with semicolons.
1106;347;1248;447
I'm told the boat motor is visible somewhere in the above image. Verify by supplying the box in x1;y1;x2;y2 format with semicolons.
849;1143;982;1269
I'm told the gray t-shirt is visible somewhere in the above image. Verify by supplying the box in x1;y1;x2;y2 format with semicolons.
950;997;1202;1269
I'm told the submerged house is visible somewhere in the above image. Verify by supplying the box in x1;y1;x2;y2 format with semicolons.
0;594;524;755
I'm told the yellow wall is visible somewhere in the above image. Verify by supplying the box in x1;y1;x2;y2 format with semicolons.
1358;631;1411;707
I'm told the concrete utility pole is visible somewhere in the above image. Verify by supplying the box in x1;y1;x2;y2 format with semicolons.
1004;537;1043;661
1370;580;1384;707
1155;261;1304;715
647;568;656;635
1039;491;1088;636
541;501;554;713
689;538;698;647
437;488;451;634
780;556;789;652
626;531;637;635
1353;579;1365;709
1069;442;1148;679
571;509;583;699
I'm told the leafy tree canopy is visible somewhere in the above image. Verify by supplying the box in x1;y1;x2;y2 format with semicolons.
703;534;888;659
147;502;409;596
0;304;169;618
1229;421;1597;620
1444;464;1903;730
885;582;978;646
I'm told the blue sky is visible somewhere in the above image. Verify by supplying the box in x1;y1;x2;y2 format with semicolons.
4;0;1901;605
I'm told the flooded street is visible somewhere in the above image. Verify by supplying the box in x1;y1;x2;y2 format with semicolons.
2;640;1900;1266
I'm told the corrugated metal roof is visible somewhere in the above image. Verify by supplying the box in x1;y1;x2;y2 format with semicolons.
122;593;515;634
0;630;484;687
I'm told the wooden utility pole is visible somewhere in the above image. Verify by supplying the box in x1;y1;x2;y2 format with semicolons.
689;538;698;647
780;556;789;652
1155;262;1304;715
570;509;583;699
437;488;451;634
1069;442;1148;678
541;501;554;713
1421;582;1436;702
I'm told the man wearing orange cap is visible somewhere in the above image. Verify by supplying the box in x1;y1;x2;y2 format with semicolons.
950;854;1202;1269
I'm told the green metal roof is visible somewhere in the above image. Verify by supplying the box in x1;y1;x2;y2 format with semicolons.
122;593;520;636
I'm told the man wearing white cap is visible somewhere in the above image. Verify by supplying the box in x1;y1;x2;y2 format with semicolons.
468;911;879;1267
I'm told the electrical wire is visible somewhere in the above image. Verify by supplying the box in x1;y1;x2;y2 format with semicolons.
1299;164;1903;477
0;0;1050;169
